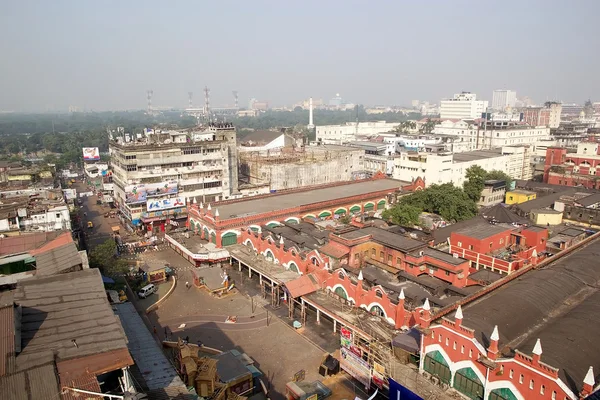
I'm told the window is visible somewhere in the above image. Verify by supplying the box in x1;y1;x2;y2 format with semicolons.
552;391;556;400
457;241;462;247
56;213;61;218
529;380;534;390
379;251;384;260
445;338;449;346
338;272;345;280
519;374;524;384
387;254;392;263
438;334;442;343
371;248;376;256
453;341;456;350
396;257;401;265
469;245;474;250
375;290;383;298
461;345;464;354
499;238;504;244
509;369;514;379
469;349;472;358
431;332;434;339
540;385;545;395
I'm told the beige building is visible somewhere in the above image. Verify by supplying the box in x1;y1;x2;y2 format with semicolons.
239;144;366;191
110;124;238;227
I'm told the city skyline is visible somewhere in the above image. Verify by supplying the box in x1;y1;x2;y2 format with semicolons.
0;0;599;112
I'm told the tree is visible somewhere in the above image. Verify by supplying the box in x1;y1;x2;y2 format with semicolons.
89;239;129;277
486;170;513;189
463;165;487;203
397;183;478;223
420;118;436;134
382;203;421;226
394;120;417;134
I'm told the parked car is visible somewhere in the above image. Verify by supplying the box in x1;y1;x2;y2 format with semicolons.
138;284;157;299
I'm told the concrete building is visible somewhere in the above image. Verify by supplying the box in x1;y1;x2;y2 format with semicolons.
491;89;517;111
392;147;532;187
316;121;399;144
239;143;366;191
543;142;600;189
440;92;488;120
478;180;506;207
522;102;562;128
109;123;238;229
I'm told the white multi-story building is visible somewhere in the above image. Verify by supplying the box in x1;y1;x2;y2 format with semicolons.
391;147;532;187
492;90;517;110
316;121;399;144
110;124;238;228
433;120;550;151
440;92;488;120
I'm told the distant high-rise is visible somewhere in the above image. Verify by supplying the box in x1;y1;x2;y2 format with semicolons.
440;92;488;120
329;93;343;108
307;97;315;129
492;90;517;111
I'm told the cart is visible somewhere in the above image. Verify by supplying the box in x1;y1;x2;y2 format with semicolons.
87;221;94;230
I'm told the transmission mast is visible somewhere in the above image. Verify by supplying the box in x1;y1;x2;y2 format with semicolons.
188;92;193;109
203;86;211;120
232;90;239;109
146;90;153;113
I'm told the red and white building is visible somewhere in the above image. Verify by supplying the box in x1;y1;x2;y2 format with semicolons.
419;233;600;400
544;142;600;189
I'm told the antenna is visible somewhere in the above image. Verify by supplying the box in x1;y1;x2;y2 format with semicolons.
232;90;239;109
146;90;153;113
203;86;210;120
188;92;193;109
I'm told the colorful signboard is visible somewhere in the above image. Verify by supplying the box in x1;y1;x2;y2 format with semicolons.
124;182;178;204
146;197;186;212
340;347;371;390
82;147;100;161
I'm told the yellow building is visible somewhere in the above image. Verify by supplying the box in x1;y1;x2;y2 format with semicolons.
505;189;537;204
530;208;563;225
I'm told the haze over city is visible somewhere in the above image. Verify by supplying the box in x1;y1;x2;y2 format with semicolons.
1;0;599;112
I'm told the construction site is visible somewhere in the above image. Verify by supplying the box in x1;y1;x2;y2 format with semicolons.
238;144;368;192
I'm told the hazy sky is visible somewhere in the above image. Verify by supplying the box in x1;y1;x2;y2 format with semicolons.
1;0;599;112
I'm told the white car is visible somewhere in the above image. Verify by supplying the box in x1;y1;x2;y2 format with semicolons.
138;284;157;299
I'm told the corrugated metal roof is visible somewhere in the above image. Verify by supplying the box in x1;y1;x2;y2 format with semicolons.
0;232;61;257
285;274;320;298
0;292;15;377
34;242;82;276
0;363;60;400
60;373;103;400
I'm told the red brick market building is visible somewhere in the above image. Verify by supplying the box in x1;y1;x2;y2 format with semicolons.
187;175;425;247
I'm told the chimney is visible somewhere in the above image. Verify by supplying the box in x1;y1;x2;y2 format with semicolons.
487;325;499;360
454;305;463;328
420;298;431;328
531;338;542;364
308;97;315;129
581;366;595;398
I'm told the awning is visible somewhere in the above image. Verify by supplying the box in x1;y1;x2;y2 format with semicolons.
102;275;115;284
392;328;421;354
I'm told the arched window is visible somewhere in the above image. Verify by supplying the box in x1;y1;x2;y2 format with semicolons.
369;305;385;317
338;271;345;280
375;290;383;298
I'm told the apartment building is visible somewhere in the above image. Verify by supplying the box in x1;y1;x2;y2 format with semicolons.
316;121;398;144
392;147;532;187
110;124;238;228
439;92;488;120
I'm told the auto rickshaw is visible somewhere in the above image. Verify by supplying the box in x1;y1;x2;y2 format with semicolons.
87;221;94;230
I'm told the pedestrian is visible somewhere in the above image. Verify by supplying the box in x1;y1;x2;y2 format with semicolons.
164;327;169;339
153;326;157;335
185;281;190;290
197;339;203;347
185;335;189;344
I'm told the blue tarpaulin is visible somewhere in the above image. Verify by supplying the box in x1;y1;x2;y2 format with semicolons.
389;378;423;400
102;275;115;284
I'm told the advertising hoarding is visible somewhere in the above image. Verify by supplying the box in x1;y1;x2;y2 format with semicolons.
82;147;100;161
124;182;178;204
146;197;186;212
340;347;371;390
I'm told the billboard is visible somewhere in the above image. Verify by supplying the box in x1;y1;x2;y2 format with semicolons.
82;147;100;161
124;181;178;204
340;347;371;390
146;197;186;212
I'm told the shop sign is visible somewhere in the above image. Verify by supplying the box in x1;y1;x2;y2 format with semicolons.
340;347;371;390
147;197;186;211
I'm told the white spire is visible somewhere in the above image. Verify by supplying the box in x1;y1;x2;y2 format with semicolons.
199;202;203;209
584;366;595;387
490;325;499;341
207;203;212;211
423;298;430;311
399;288;405;300
455;305;463;320
357;270;363;281
193;197;197;204
215;208;219;217
308;97;315;129
279;236;284;245
532;338;542;355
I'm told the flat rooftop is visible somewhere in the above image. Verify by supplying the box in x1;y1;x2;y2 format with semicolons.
460;236;600;394
338;226;426;253
216;179;403;219
453;149;504;163
452;220;513;239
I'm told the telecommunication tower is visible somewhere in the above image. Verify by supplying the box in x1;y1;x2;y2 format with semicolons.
232;90;239;109
146;90;153;112
188;92;193;108
203;86;211;118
